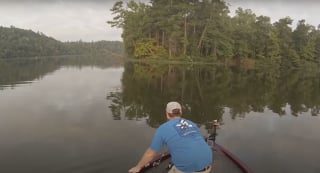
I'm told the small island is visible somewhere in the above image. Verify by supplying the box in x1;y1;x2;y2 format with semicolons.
108;0;320;68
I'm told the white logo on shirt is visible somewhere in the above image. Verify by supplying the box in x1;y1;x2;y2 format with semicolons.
176;119;193;129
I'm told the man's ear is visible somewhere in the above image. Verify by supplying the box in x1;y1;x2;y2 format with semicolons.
166;112;170;120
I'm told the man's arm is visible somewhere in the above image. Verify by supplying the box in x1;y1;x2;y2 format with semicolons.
128;148;158;173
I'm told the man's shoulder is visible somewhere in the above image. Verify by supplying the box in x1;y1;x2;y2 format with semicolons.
158;120;172;129
157;119;178;132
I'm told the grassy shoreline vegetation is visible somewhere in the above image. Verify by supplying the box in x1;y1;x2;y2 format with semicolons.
108;0;320;69
0;26;124;59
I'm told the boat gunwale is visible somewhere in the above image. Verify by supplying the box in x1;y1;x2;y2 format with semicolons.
214;143;254;173
139;152;171;173
139;142;253;173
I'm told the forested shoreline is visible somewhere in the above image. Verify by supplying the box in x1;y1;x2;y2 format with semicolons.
108;0;320;67
0;26;124;59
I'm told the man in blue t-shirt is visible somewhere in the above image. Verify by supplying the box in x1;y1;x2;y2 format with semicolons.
128;101;213;173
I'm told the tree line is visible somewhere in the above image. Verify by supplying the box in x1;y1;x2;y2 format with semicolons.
0;26;124;59
108;0;320;67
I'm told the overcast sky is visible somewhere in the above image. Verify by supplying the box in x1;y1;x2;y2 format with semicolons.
0;0;319;42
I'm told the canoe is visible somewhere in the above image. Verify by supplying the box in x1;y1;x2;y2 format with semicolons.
139;141;253;173
139;120;253;173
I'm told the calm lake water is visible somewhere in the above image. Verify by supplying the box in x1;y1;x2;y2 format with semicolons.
0;57;319;173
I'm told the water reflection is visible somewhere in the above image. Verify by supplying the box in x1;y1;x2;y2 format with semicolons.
107;62;320;127
0;58;319;173
0;65;127;173
0;55;123;90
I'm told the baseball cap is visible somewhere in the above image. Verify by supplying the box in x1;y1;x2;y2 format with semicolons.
166;101;182;114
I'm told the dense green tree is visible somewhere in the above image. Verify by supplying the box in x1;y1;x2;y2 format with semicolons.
273;17;300;67
0;26;67;58
148;0;197;58
108;1;149;56
0;26;124;59
292;20;316;62
197;0;233;59
108;0;320;68
253;16;280;61
231;8;256;59
314;29;320;63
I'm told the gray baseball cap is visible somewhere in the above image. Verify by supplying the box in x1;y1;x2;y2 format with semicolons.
166;101;182;114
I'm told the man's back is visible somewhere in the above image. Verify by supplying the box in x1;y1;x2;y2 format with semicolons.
150;118;213;172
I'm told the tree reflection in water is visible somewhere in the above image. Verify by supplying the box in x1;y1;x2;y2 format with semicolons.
0;55;123;90
107;62;320;128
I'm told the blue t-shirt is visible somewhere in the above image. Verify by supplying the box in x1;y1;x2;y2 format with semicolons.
150;118;213;172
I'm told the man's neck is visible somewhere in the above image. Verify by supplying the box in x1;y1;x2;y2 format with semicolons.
168;116;181;120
